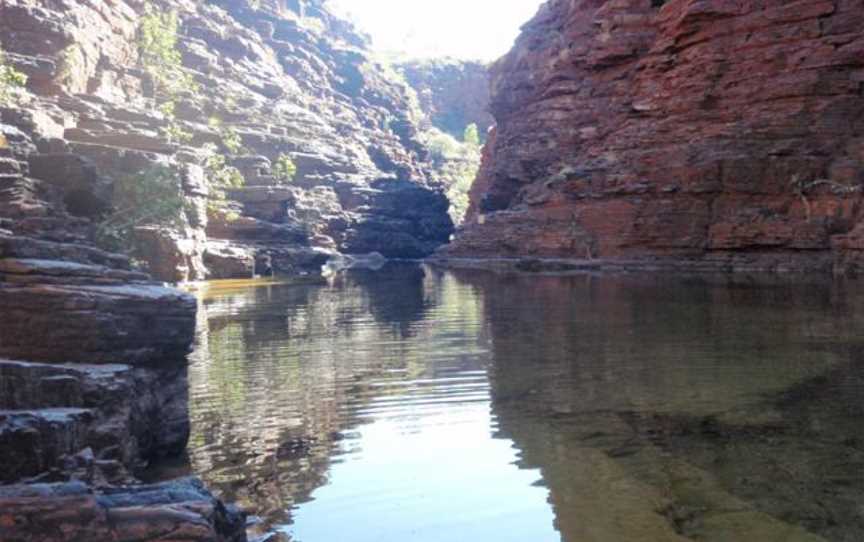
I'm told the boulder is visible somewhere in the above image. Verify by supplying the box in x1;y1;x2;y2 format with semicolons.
204;241;256;279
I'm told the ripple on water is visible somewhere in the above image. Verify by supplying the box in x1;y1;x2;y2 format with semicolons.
183;266;864;542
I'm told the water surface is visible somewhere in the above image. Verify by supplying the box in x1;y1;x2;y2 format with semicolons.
186;266;864;542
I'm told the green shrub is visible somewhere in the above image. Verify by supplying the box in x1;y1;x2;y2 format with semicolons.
138;7;196;97
95;165;186;252
220;126;244;155
421;128;481;224
446;158;479;225
138;5;197;146
272;153;297;183
424;129;461;163
208;117;245;155
0;50;27;106
159;101;193;144
463;123;481;147
202;143;245;213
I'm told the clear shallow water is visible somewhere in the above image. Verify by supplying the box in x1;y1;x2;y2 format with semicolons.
185;265;864;542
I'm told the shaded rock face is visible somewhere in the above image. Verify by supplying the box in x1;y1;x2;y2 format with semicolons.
0;360;189;484
397;59;494;139
445;0;864;273
0;242;200;494
0;0;454;282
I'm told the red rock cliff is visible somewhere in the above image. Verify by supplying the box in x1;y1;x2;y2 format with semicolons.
445;0;864;273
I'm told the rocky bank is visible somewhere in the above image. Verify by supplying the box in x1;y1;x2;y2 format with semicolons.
0;138;245;538
443;0;864;274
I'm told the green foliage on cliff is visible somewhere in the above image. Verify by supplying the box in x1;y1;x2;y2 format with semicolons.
220;126;244;155
139;8;196;96
422;128;481;225
202;143;245;214
0;50;28;106
273;153;297;184
463;123;481;147
446;163;478;226
138;6;197;145
425;129;462;162
158;101;193;144
208;117;246;155
95;165;186;252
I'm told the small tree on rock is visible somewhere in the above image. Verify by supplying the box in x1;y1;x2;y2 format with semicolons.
138;5;197;144
272;153;297;184
0;50;27;106
95;165;186;253
463;123;481;147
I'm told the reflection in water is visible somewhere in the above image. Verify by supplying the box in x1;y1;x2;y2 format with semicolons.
187;266;864;542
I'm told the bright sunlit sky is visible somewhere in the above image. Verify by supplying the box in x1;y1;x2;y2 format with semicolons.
327;0;546;61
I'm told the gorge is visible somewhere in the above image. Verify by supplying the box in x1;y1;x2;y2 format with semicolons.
1;0;864;541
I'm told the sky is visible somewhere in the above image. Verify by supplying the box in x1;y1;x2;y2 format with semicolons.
327;0;546;61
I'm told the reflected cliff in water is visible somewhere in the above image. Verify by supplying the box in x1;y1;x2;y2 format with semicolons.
185;266;864;542
456;271;864;542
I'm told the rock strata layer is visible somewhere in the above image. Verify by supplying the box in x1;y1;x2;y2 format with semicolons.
444;0;864;273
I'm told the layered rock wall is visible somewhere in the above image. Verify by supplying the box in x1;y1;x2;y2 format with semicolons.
1;0;453;282
0;84;244;542
398;59;494;139
445;0;864;273
0;137;245;542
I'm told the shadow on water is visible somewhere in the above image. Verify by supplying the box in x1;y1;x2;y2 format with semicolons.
176;265;864;541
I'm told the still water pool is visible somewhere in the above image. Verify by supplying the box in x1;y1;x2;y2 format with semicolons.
185;265;864;542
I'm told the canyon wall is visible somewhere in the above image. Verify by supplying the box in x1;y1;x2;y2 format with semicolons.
398;59;493;139
0;0;453;282
444;0;864;273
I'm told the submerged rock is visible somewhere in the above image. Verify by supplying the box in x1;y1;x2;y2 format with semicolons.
0;478;246;542
323;252;387;275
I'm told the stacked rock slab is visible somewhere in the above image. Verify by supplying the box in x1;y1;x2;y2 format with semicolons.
0;135;244;538
443;0;864;273
0;0;453;282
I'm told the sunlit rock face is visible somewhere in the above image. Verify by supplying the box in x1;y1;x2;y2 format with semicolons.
445;0;864;273
0;0;453;281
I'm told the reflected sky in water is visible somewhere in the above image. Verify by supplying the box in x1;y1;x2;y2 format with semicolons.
289;404;557;542
186;266;864;542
